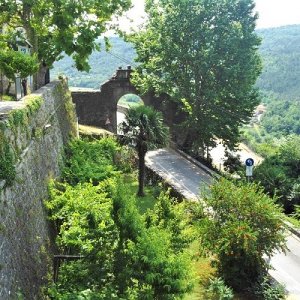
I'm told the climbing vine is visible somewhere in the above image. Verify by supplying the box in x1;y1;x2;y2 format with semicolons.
0;95;43;187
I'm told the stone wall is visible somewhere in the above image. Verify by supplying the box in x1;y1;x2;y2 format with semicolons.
71;68;138;133
71;67;187;144
0;81;76;299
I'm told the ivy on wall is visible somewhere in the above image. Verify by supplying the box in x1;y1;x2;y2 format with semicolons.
0;95;43;187
0;79;76;188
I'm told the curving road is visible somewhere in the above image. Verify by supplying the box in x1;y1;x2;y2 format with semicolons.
119;109;300;298
270;234;300;299
146;147;300;299
146;148;212;200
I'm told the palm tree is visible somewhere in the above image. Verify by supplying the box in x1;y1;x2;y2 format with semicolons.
119;105;169;196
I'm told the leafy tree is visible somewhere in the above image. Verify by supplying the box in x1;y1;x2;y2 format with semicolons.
129;0;261;150
254;135;300;212
197;178;286;291
0;49;39;95
119;105;169;196
0;0;131;88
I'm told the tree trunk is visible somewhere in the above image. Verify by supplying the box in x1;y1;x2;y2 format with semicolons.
34;64;48;90
137;145;146;197
5;80;12;95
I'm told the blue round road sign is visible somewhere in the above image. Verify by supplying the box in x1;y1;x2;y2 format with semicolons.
245;158;254;167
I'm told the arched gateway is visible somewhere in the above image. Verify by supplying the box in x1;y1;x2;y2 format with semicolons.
71;67;183;140
72;67;144;133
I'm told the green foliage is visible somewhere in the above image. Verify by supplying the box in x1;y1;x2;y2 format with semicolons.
62;137;120;185
253;276;286;300
120;105;169;196
245;25;300;145
257;25;300;101
129;0;261;149
0;0;131;86
47;182;194;299
293;205;300;223
261;97;300;137
46;180;119;294
197;178;286;291
254;135;300;212
112;186;194;299
47;138;194;299
0;49;38;80
0;140;16;186
120;105;169;151
0;94;15;101
206;277;234;300
144;191;196;252
0;95;42;185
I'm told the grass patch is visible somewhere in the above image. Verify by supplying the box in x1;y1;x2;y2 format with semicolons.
123;173;159;214
184;241;216;300
79;124;113;138
0;94;16;101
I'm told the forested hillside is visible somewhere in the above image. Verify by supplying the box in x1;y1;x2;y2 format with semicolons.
52;26;300;137
51;36;136;88
52;25;300;99
255;25;300;138
257;25;300;100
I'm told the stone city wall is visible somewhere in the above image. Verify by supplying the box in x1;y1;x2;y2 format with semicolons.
0;80;76;299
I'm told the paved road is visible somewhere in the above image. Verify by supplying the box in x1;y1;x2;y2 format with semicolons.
210;140;263;170
146;148;300;299
146;148;212;200
270;234;300;299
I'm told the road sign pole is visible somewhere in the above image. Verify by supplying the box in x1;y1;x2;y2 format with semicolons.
245;158;254;182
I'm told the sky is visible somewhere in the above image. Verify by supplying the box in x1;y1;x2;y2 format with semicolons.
119;0;300;31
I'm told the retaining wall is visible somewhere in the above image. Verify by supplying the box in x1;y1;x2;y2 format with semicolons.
0;81;76;299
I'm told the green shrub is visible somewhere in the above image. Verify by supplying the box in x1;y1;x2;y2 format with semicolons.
62;137;121;185
46;139;194;299
253;276;286;300
198;178;287;291
206;277;234;300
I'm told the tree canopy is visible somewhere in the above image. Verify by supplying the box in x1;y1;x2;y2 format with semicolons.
0;0;132;87
198;178;286;291
0;49;38;80
254;135;300;213
129;0;262;150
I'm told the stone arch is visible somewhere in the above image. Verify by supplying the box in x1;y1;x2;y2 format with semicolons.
71;67;183;140
72;67;147;133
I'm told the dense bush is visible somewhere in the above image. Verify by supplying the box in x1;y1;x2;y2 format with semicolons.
46;138;194;299
254;135;300;213
62;137;121;185
197;178;286;291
